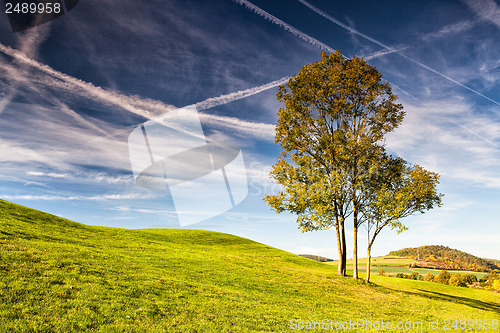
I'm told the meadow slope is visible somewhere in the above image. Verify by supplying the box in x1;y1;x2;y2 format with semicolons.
0;199;499;332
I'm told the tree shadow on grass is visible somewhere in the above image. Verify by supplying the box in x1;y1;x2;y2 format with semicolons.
414;289;500;313
377;283;500;313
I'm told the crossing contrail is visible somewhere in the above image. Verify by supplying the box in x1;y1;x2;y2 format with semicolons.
0;40;280;143
196;76;290;110
0;42;176;120
232;0;335;53
297;0;500;107
363;47;408;61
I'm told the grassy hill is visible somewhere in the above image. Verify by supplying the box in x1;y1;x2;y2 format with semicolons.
1;199;499;332
390;245;500;272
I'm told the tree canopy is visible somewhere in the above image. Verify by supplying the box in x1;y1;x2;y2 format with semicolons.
265;50;442;279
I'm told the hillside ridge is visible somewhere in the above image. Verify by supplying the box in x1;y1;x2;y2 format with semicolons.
389;245;500;272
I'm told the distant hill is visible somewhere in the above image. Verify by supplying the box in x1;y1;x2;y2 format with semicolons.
389;245;500;273
299;254;334;262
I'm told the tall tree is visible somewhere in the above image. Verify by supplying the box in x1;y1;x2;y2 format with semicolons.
264;50;404;277
364;156;442;282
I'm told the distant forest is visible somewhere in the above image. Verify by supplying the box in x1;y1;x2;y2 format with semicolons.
390;245;500;273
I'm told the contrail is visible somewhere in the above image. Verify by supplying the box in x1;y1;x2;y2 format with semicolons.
297;0;500;106
232;0;335;53
451;120;497;146
0;41;280;143
195;45;403;111
0;19;410;145
196;76;290;110
297;0;388;49
0;42;175;120
363;47;408;61
198;113;275;141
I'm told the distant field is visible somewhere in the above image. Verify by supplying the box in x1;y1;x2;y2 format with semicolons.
1;200;499;332
326;256;489;278
412;268;487;279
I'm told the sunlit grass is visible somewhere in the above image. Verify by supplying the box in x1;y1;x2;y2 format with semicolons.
1;199;499;332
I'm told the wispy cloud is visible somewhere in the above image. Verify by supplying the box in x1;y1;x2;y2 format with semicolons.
0;42;177;120
420;19;477;41
26;171;133;184
386;98;500;189
1;192;157;201
199;113;275;141
462;0;500;28
0;26;50;115
111;206;177;216
362;47;408;61
0;39;281;147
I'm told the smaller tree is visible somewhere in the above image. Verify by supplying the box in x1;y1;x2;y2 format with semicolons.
424;272;435;282
363;155;442;282
492;279;500;291
378;268;386;276
435;270;451;284
449;274;466;287
462;274;477;285
485;271;500;290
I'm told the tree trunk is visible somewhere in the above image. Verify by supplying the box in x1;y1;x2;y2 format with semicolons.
340;217;347;276
366;246;371;283
353;224;358;279
353;204;358;279
335;222;344;276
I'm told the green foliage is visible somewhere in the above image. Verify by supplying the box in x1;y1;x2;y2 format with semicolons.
449;275;467;287
462;274;478;285
265;50;442;282
394;272;422;280
389;245;499;272
493;279;500;291
265;50;404;232
435;271;452;284
424;272;435;282
365;158;442;240
484;271;500;290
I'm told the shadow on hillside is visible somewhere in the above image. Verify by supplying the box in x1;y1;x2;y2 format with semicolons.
414;289;500;313
373;282;500;313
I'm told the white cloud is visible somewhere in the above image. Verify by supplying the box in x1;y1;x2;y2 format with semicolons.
386;98;500;189
26;171;133;184
420;19;477;41
1;192;158;201
462;0;500;28
199;113;275;141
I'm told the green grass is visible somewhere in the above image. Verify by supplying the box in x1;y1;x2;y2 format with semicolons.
1;199;499;332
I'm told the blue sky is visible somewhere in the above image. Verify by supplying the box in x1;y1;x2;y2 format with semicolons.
0;0;499;260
